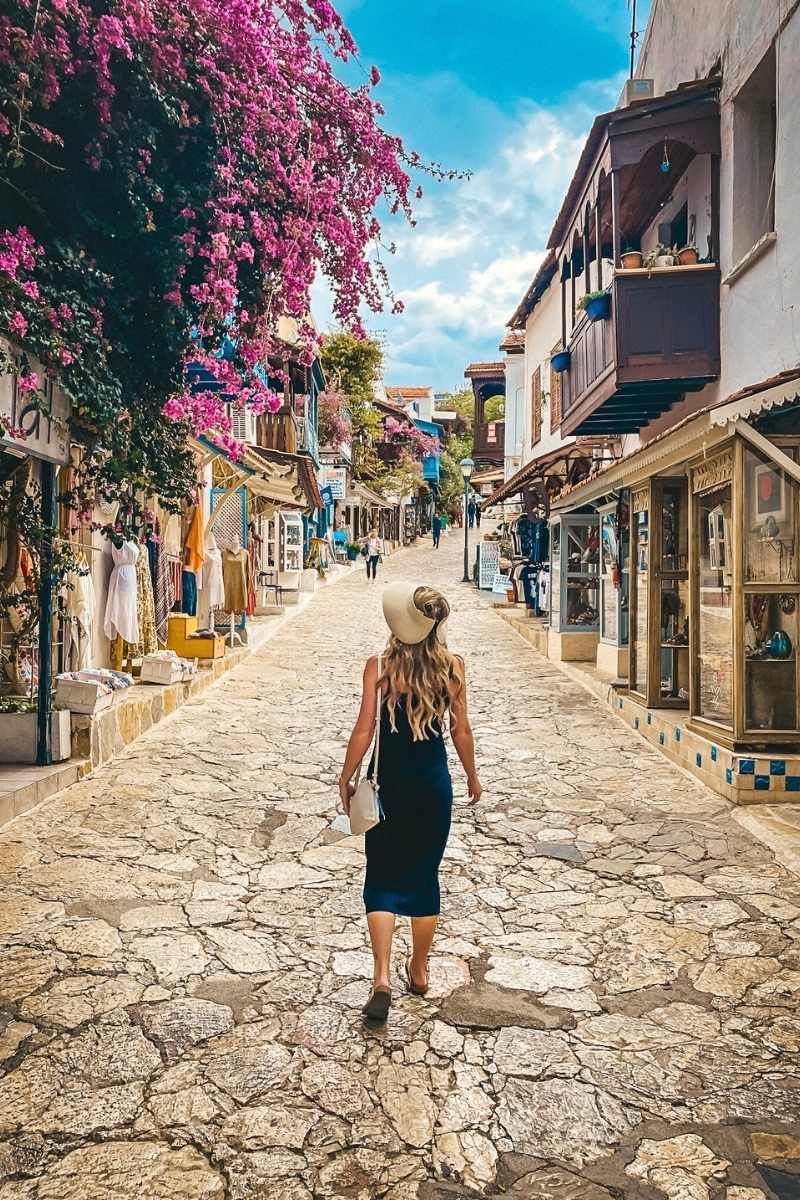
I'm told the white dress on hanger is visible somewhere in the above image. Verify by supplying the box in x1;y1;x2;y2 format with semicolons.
202;533;225;610
103;540;140;645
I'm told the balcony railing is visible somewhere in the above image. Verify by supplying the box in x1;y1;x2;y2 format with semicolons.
260;409;298;454
561;265;720;436
296;413;319;464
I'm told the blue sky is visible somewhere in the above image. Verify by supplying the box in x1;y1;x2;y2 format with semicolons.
315;1;651;392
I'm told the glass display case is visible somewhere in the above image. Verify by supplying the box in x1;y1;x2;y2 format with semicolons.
629;478;690;708
598;497;629;650
687;436;800;747
279;511;304;577
549;512;600;633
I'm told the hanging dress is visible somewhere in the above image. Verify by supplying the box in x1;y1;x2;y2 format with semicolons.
202;535;225;610
129;545;158;657
363;693;453;918
103;541;140;646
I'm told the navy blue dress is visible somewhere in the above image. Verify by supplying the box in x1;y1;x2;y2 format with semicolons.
363;696;453;917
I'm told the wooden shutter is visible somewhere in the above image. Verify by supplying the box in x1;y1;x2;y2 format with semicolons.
550;343;562;432
531;366;542;447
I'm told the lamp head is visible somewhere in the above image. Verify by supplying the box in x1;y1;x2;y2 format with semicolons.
459;456;474;481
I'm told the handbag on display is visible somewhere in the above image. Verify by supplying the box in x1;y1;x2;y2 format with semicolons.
339;655;384;836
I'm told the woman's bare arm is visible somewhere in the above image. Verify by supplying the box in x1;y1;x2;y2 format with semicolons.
449;657;482;804
339;656;380;812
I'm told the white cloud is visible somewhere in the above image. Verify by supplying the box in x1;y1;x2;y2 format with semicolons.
312;70;625;388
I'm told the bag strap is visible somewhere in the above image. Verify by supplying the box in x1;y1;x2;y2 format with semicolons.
372;653;382;781
351;654;382;789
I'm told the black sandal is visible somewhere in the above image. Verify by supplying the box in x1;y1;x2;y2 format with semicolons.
362;986;392;1022
405;956;429;996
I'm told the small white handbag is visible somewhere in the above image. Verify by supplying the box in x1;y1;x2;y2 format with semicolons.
341;656;384;836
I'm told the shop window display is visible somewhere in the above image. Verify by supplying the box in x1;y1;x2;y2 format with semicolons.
656;480;690;706
696;483;733;726
548;514;599;633
744;446;797;585
599;500;629;648
744;592;797;730
632;506;648;695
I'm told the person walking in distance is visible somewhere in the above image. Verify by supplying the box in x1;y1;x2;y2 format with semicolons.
431;512;442;550
339;583;482;1023
475;502;482;529
364;528;384;581
467;499;476;528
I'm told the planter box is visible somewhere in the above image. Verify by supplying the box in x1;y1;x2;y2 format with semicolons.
55;678;114;716
0;709;71;764
141;655;185;685
551;350;571;373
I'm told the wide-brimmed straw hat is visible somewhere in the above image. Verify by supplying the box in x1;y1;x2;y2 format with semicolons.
382;581;448;645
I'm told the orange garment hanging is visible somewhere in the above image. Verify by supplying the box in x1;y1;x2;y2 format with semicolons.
184;504;205;574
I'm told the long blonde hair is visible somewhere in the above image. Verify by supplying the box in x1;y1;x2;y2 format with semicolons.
380;586;461;741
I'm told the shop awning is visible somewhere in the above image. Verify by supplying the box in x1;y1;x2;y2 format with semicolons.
348;481;393;508
244;445;318;511
481;438;619;509
551;367;800;512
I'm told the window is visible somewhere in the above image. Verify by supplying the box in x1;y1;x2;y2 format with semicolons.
732;43;776;263
550;346;562;431
531;366;542;447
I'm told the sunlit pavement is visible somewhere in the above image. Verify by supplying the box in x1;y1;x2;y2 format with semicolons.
1;528;799;1198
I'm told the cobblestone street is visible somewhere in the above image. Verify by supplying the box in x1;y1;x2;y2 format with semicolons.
2;529;800;1199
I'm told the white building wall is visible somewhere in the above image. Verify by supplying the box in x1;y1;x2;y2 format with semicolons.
502;352;525;481
636;0;800;440
522;274;575;463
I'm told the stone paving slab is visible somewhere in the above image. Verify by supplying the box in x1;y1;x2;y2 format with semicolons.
0;530;799;1198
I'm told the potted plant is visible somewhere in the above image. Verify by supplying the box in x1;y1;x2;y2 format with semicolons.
677;243;699;265
620;245;643;269
644;243;678;269
577;289;611;322
346;541;361;562
550;348;571;373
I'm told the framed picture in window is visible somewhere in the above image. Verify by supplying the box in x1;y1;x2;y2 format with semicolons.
751;463;786;528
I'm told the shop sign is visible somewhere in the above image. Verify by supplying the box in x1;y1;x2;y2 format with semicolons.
0;360;71;465
492;571;510;595
320;467;346;500
478;541;500;589
319;484;334;506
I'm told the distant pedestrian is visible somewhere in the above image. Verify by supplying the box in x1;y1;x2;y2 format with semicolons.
431;513;442;549
475;504;482;528
338;582;482;1023
440;512;449;536
364;528;384;581
467;500;476;528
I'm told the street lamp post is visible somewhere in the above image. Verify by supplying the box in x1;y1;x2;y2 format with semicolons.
460;457;474;584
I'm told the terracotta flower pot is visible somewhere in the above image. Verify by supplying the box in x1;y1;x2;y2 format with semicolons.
620;251;643;269
677;247;699;265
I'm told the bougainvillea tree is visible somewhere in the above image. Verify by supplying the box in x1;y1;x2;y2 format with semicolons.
0;0;426;526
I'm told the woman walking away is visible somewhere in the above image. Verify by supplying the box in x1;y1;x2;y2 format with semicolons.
364;528;384;581
339;582;482;1023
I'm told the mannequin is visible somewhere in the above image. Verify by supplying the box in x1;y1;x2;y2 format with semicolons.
200;531;225;632
104;539;140;671
222;533;249;647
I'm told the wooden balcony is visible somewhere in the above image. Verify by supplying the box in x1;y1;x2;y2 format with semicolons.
259;409;298;454
561;265;720;436
474;419;505;464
